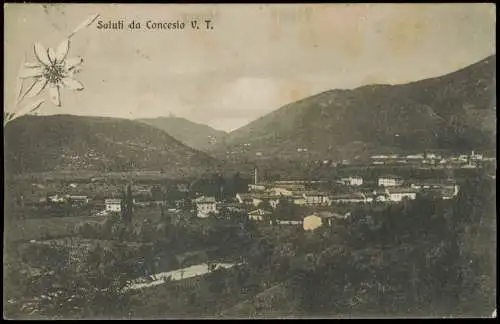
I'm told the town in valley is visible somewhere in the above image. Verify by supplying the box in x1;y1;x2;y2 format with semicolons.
3;3;496;320
4;146;496;318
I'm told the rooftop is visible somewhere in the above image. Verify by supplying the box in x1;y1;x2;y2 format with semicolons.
385;187;418;194
302;191;329;196
194;196;216;203
378;175;402;179
329;193;366;199
249;209;272;216
312;211;346;219
105;198;121;204
236;193;254;200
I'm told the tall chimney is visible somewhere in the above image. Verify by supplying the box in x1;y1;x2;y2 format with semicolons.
254;167;258;185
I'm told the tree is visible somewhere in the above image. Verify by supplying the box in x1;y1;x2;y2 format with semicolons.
120;189;126;222
4;242;136;319
232;172;247;194
257;200;272;211
121;184;134;224
210;173;226;201
151;185;164;202
275;197;301;222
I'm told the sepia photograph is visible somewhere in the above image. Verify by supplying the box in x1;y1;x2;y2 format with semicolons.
3;3;496;319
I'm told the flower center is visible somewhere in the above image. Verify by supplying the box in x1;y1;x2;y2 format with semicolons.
44;64;66;84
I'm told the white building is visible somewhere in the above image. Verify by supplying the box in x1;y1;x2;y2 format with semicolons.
194;196;217;218
292;196;306;206
328;193;368;204
441;185;460;200
270;187;294;196
385;188;417;202
302;191;329;206
406;154;425;159
276;220;303;225
69;195;89;205
105;198;122;213
471;153;483;161
378;176;403;187
248;184;266;192
48;194;66;203
340;176;363;186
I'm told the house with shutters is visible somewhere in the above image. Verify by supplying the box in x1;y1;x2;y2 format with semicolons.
385;187;418;202
378;175;404;187
194;196;217;218
105;198;122;213
302;191;330;206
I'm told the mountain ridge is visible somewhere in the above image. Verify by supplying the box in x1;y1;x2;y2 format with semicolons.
4;114;220;177
214;54;496;161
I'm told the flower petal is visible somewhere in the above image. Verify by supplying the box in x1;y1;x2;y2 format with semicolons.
14;99;45;119
68;14;100;39
18;67;44;79
4;112;15;123
65;57;84;70
28;99;45;114
24;62;41;68
34;42;51;66
19;78;48;102
55;39;71;62
66;68;81;79
49;84;61;106
48;48;57;64
62;77;84;91
16;55;27;100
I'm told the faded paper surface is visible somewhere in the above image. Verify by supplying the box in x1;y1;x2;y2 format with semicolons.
3;3;496;319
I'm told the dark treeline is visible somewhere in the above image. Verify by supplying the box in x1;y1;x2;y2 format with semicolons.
284;173;496;317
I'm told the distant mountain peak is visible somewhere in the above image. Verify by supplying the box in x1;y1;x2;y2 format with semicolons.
138;116;227;153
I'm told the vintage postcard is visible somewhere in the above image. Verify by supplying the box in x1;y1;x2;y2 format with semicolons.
3;3;496;319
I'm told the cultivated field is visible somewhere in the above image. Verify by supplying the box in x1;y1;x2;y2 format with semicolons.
4;215;111;243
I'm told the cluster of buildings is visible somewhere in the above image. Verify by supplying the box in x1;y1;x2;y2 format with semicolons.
191;168;460;228
44;193;133;216
46;194;90;207
369;150;493;168
248;171;456;205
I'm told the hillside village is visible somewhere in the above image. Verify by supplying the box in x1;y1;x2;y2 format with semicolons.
20;149;492;236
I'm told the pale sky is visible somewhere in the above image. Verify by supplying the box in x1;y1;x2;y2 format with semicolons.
4;3;496;131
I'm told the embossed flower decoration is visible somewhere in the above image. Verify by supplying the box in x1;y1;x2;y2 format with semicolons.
19;40;84;106
4;12;99;127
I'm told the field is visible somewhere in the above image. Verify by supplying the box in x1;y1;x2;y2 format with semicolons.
4;204;175;244
5;214;111;243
